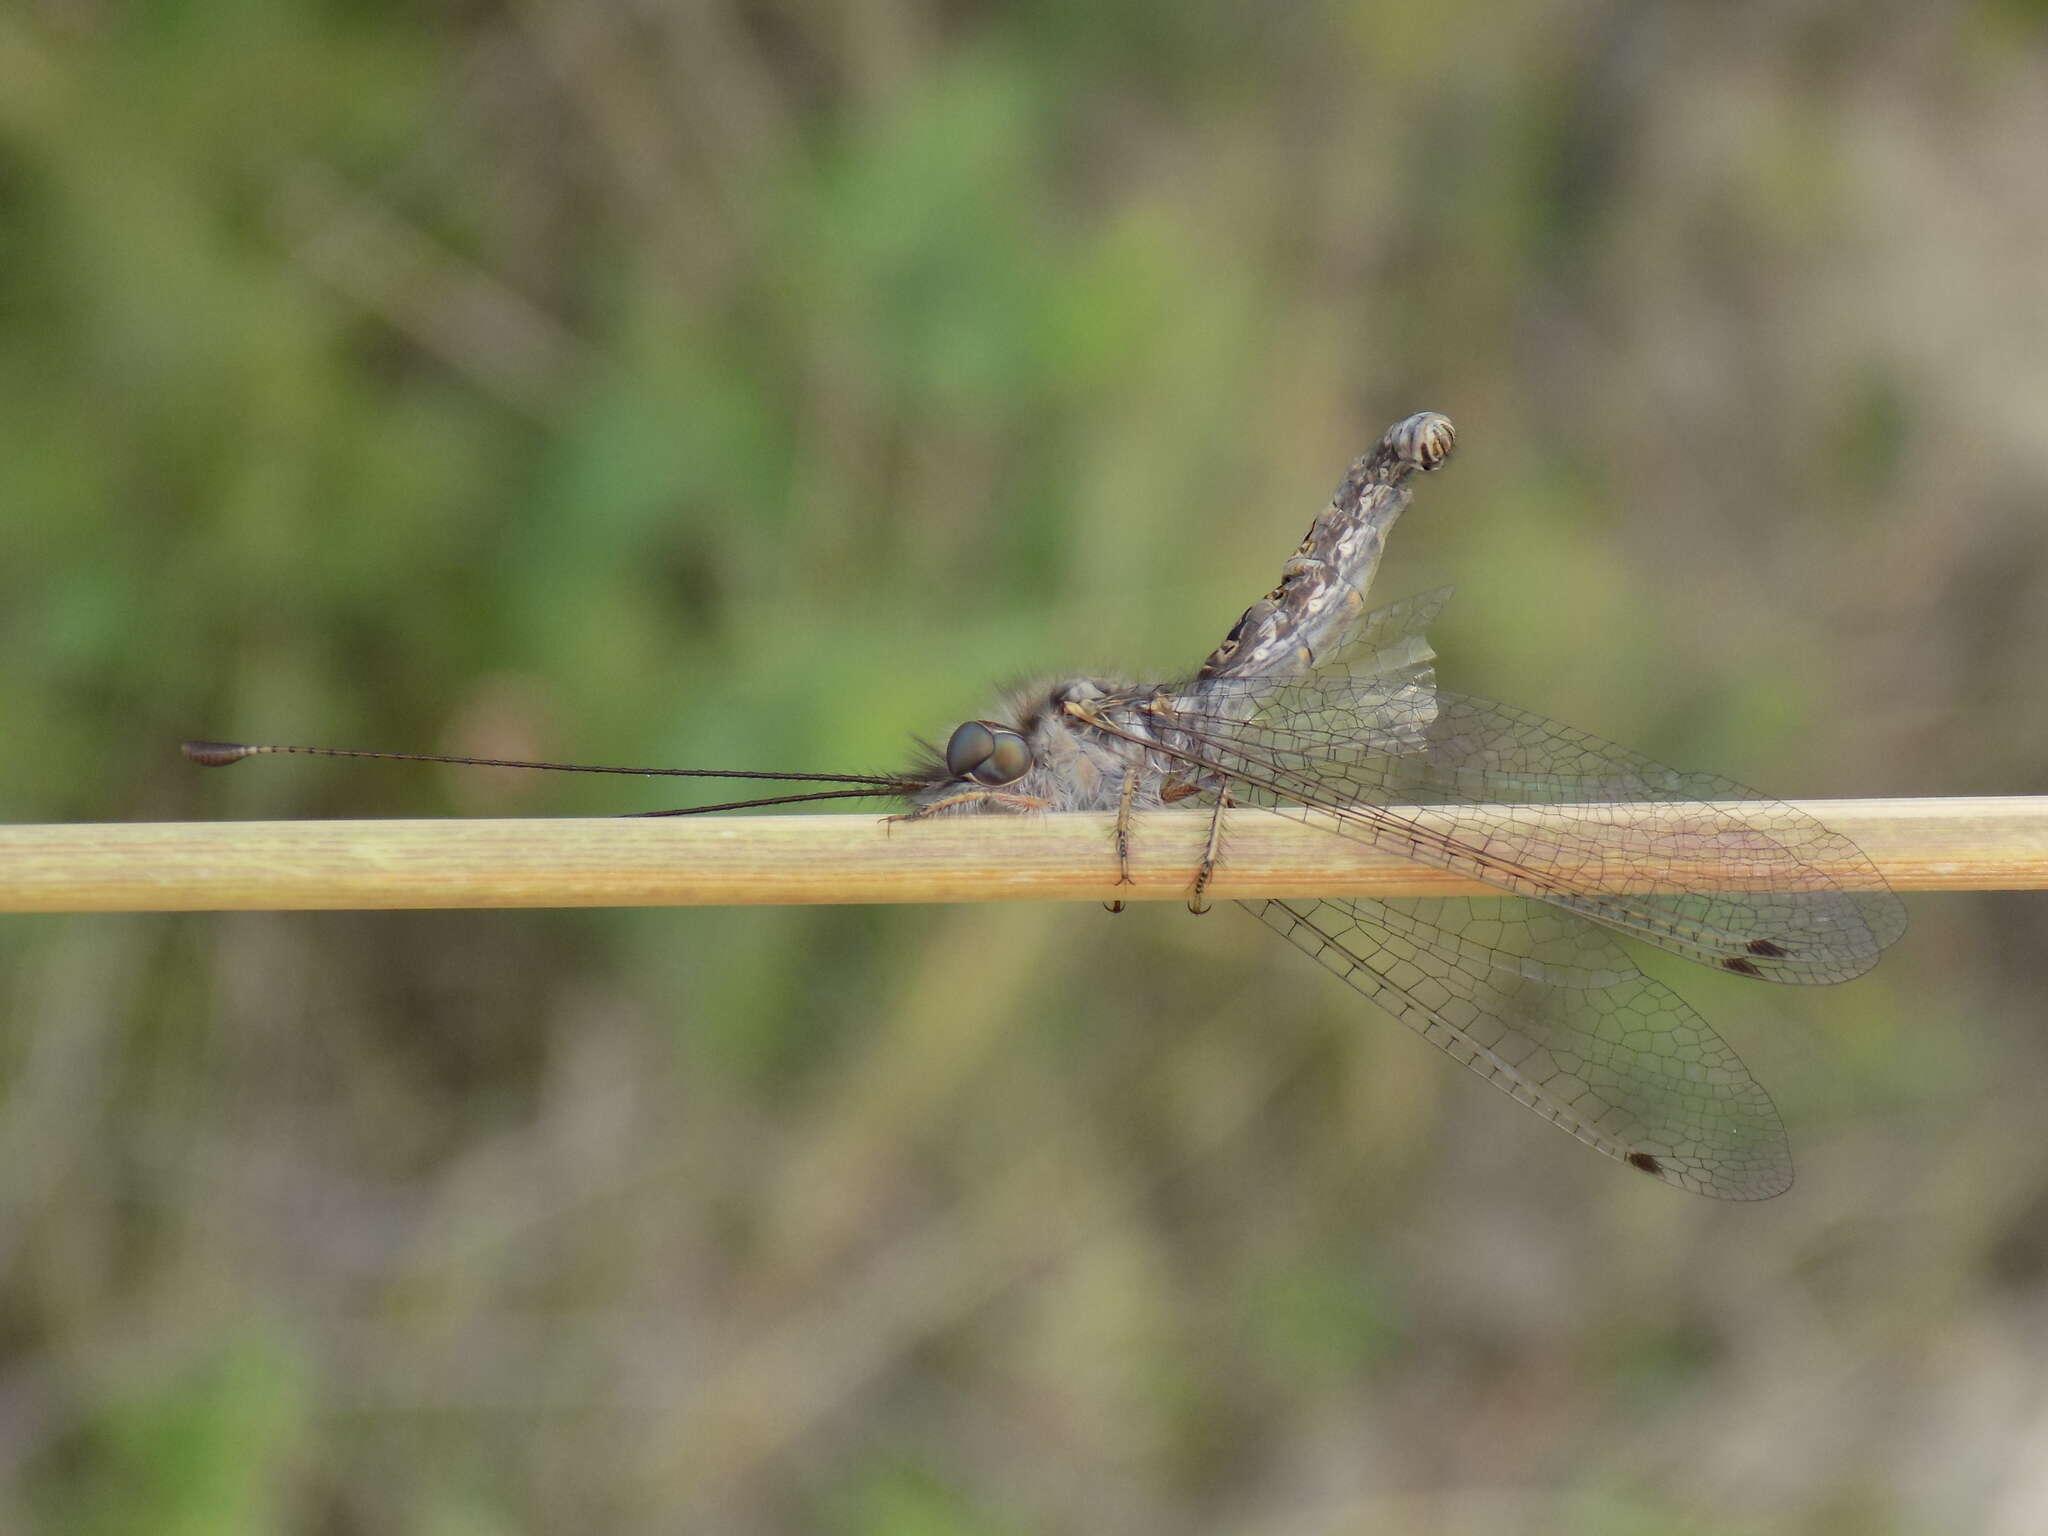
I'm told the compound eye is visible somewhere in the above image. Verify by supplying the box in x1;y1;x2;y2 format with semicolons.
944;720;997;782
972;730;1031;786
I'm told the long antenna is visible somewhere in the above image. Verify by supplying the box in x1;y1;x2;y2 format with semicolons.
181;739;919;792
630;787;909;816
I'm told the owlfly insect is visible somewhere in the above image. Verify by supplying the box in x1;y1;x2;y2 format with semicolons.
186;412;1904;1199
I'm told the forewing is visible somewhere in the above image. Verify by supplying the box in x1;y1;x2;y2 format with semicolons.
1165;601;1904;984
1185;587;1445;755
1243;893;1794;1199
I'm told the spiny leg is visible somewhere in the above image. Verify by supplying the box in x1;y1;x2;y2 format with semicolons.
1187;787;1233;915
1104;765;1140;913
884;789;1048;825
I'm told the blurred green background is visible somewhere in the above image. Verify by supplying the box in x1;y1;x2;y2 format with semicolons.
5;2;2048;1531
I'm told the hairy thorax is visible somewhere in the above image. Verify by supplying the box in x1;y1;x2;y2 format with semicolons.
908;676;1192;817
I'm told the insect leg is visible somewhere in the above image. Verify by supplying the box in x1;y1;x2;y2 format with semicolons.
884;789;1049;824
1104;765;1141;913
1187;787;1233;915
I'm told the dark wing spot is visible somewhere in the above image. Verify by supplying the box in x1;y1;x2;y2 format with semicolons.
1722;956;1764;978
1626;1152;1664;1177
1747;938;1790;957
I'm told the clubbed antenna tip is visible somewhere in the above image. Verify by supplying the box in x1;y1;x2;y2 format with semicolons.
181;741;255;767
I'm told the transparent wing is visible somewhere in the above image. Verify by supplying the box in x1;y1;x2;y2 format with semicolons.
1244;892;1794;1199
1155;598;1905;985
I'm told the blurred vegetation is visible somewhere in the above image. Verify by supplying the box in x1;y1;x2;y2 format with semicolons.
4;1;2048;1531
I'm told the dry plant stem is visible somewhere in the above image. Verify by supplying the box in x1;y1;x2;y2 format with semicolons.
0;798;2042;914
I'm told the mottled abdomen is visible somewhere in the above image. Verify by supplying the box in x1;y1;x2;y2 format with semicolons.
1199;411;1455;683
